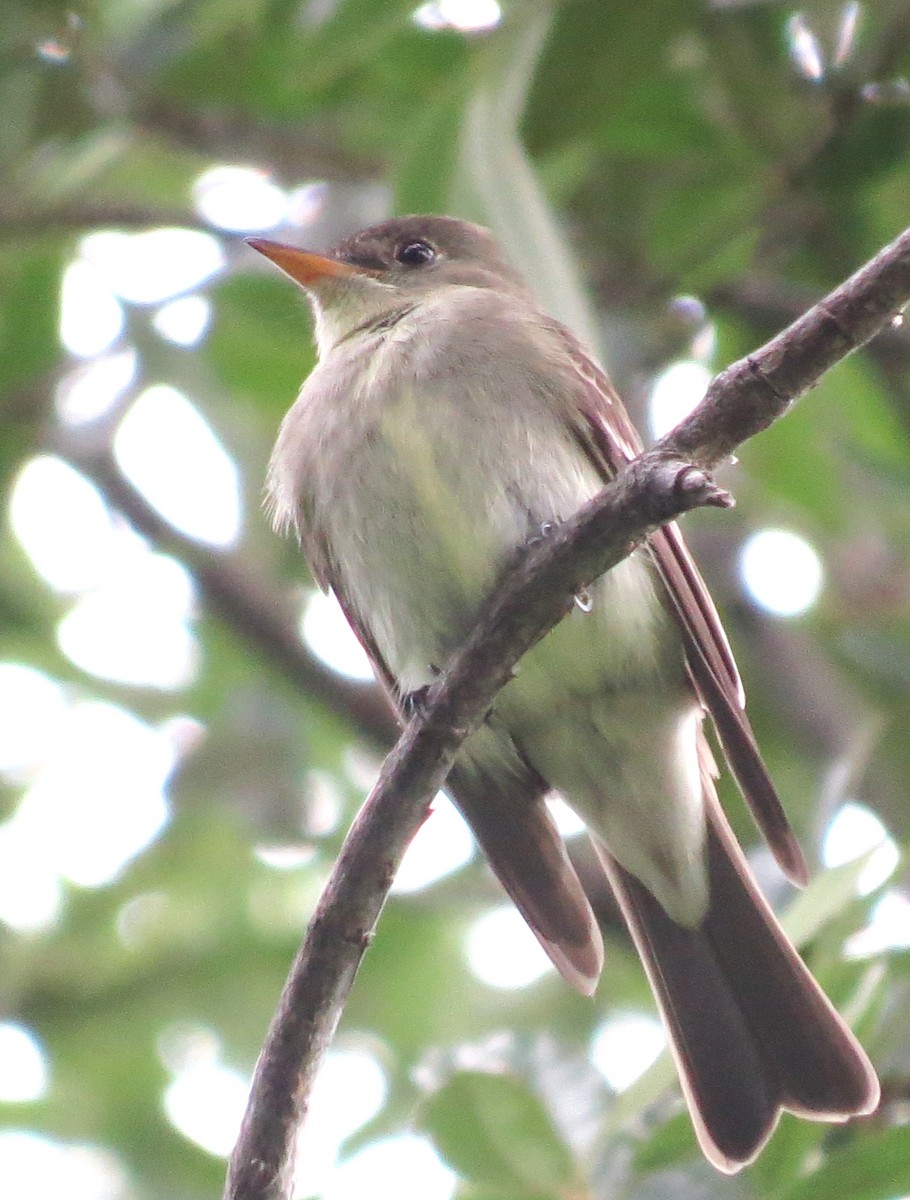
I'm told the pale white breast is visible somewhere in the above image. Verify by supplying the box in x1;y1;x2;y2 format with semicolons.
270;287;672;691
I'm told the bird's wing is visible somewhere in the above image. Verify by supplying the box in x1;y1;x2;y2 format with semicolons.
552;323;807;884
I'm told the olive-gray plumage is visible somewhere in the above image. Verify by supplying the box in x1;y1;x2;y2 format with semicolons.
253;215;879;1171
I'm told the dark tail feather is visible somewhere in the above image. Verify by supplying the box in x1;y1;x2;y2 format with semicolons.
447;758;604;995
598;790;879;1172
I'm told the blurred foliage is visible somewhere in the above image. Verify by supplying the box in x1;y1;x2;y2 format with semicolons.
1;0;910;1197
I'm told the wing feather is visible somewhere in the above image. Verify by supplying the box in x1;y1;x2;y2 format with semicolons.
550;322;806;883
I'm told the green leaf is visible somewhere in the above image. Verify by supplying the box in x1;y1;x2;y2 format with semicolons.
781;850;879;949
0;241;64;392
594;1043;677;1150
394;77;467;214
630;1110;694;1174
420;1070;577;1193
526;0;691;153
207;271;315;412
773;1126;910;1200
451;4;602;351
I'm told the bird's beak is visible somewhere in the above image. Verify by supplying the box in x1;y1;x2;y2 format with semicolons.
246;238;369;287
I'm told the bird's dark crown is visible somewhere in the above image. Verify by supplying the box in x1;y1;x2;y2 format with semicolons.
331;215;531;296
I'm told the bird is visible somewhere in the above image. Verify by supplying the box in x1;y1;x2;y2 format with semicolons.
248;215;879;1172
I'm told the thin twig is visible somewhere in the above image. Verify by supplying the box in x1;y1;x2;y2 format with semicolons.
224;224;910;1200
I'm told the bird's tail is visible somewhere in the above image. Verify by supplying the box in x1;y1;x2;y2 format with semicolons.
597;788;879;1172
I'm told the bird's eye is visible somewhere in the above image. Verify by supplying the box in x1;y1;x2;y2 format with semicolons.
395;241;436;267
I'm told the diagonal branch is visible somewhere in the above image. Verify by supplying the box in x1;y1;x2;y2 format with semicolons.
54;425;397;747
223;224;910;1200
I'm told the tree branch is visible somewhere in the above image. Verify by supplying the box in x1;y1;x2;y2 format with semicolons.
133;94;381;183
0;201;206;240
55;429;397;747
223;224;910;1200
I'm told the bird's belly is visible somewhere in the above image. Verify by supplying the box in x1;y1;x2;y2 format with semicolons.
326;379;619;691
487;558;706;924
326;372;687;698
314;363;707;923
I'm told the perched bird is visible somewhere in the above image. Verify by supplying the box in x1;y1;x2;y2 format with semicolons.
249;216;879;1172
